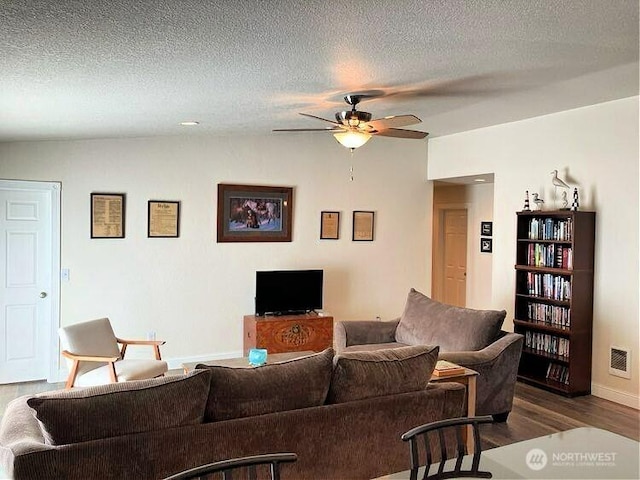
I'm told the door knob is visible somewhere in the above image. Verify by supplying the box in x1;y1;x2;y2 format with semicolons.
39;292;47;298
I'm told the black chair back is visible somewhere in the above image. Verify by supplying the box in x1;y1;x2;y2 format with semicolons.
162;453;298;480
401;416;493;480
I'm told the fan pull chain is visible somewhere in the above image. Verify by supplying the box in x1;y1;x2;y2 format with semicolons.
350;148;355;181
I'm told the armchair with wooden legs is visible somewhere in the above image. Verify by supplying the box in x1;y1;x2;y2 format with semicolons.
59;317;168;389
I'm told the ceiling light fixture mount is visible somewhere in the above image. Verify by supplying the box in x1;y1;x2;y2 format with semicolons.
332;95;373;150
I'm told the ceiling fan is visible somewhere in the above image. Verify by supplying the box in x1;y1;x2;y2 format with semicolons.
273;94;429;150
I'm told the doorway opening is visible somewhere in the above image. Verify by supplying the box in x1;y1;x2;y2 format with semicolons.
431;175;494;308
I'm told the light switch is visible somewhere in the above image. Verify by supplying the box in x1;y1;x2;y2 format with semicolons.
61;268;70;282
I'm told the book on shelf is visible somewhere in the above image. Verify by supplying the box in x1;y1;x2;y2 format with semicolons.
524;331;569;359
546;362;570;385
527;217;573;241
432;360;466;377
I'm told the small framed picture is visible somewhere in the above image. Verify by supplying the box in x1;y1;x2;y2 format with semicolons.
148;200;180;238
481;238;493;253
320;211;340;240
481;221;493;237
91;193;125;238
352;211;375;241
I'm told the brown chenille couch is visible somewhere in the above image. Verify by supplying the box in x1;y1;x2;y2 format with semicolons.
335;289;524;422
0;346;465;480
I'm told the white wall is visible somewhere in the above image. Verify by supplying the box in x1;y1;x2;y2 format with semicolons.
428;97;640;408
0;134;431;368
464;183;494;309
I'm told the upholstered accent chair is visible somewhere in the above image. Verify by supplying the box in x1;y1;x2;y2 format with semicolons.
334;289;524;422
59;317;168;389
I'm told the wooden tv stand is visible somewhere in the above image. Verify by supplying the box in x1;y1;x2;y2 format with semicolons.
243;312;333;354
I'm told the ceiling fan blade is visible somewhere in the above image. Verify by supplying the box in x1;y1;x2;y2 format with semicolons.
367;114;421;130
374;128;429;139
299;113;342;126
372;74;515;100
272;127;342;132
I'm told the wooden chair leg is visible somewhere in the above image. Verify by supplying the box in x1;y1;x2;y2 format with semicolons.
108;362;118;383
65;360;80;389
154;345;162;360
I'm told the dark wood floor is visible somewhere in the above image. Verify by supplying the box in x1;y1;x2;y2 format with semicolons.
1;378;638;448
479;381;639;449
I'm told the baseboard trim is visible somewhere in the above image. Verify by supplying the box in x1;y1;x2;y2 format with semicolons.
51;350;244;384
591;382;640;410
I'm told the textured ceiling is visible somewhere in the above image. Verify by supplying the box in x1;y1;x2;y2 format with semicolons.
1;0;638;143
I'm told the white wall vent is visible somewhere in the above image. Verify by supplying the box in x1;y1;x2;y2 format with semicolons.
609;346;631;379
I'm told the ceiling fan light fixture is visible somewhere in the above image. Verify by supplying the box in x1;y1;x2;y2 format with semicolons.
333;130;372;150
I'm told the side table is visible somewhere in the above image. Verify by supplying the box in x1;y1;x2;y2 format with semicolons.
430;366;479;452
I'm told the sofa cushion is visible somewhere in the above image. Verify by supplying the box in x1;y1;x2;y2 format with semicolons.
196;348;334;421
395;288;506;351
327;345;439;404
26;370;211;446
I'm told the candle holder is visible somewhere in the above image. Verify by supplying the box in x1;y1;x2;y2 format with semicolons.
248;348;268;366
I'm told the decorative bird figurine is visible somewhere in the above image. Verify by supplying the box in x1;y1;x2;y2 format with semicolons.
551;170;570;209
532;193;544;210
551;170;570;189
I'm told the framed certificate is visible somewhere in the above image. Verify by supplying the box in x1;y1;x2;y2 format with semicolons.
148;200;180;238
91;193;125;238
320;211;340;239
352;210;374;241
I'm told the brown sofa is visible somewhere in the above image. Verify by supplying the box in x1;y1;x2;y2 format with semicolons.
334;289;524;422
0;347;465;480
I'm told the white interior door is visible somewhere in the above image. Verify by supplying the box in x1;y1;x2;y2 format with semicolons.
0;180;60;383
443;209;467;307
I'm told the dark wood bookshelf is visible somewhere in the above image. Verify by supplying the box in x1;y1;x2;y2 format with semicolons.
514;210;595;397
517;373;572;394
513;319;571;334
521;347;570;363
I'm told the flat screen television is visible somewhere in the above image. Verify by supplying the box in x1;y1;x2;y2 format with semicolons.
255;269;323;316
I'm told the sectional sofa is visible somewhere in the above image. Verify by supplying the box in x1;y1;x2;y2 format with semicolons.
0;346;466;480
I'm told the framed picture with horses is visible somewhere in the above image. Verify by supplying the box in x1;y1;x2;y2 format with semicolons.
217;184;294;242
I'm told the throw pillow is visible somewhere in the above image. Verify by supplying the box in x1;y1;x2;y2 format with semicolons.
27;370;211;446
395;288;506;351
197;348;334;421
326;345;439;404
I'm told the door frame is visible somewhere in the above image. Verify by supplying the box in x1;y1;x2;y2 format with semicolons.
431;202;470;304
0;179;61;382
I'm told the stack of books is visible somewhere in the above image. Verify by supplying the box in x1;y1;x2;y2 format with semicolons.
432;360;465;377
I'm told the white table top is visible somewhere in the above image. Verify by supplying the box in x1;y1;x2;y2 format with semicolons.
376;427;639;479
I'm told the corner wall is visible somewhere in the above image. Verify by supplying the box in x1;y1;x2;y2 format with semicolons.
0;134;431;368
427;97;640;408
